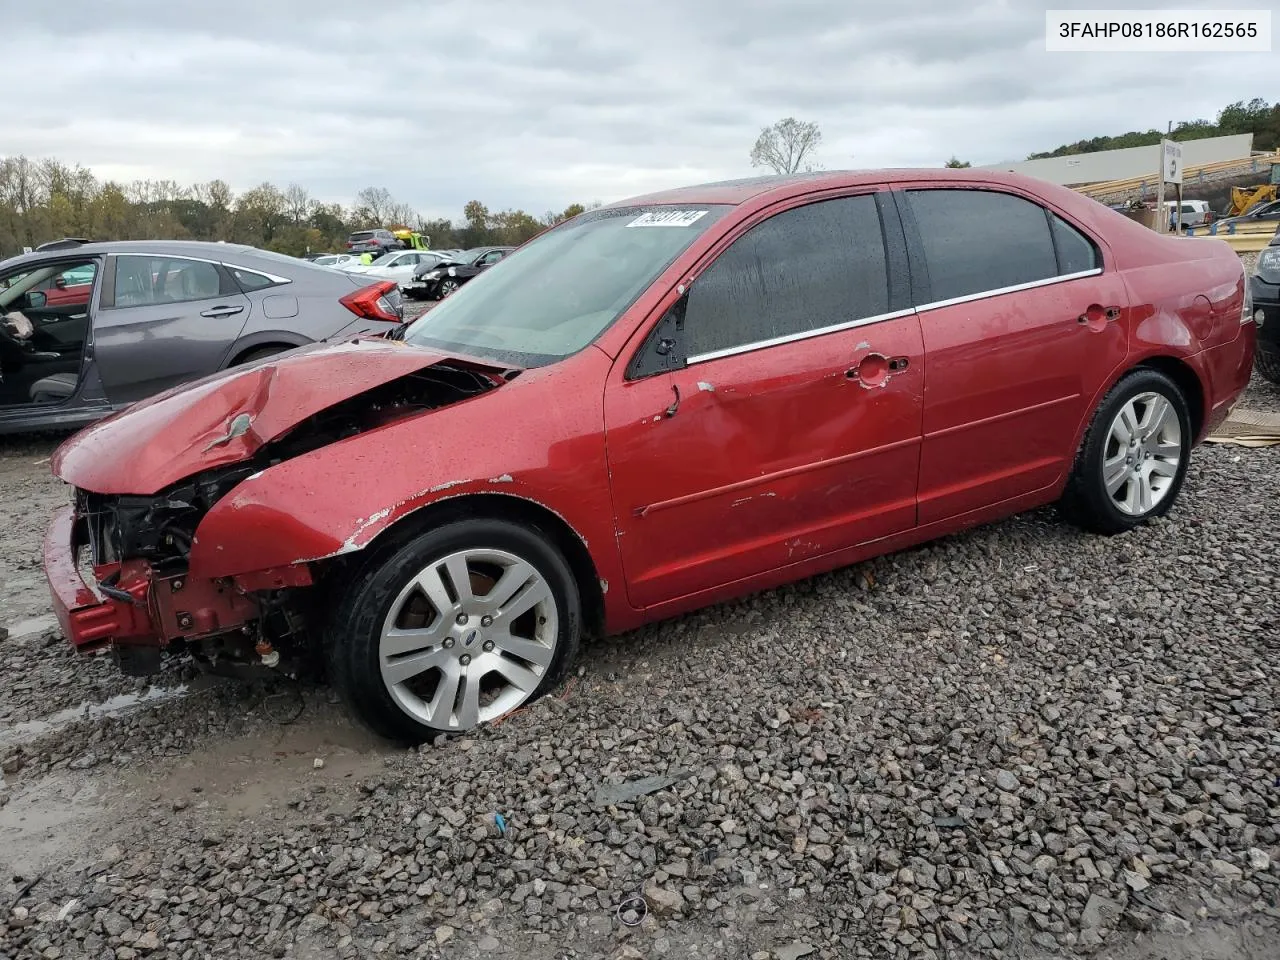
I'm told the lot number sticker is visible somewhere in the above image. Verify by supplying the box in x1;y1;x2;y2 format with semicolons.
628;210;708;228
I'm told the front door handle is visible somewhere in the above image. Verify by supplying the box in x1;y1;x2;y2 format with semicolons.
200;305;245;319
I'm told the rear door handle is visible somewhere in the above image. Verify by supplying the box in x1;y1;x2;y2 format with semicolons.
1078;304;1122;324
846;353;910;385
200;305;244;319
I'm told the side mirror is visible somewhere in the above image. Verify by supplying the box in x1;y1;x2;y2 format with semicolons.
24;290;47;310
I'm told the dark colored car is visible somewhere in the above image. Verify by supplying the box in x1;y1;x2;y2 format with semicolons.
0;240;405;435
1249;227;1280;381
1215;199;1280;232
43;170;1253;743
346;229;405;255
403;246;513;299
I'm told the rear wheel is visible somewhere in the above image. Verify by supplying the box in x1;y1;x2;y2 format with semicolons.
326;518;581;743
1255;342;1280;384
234;345;291;366
1060;369;1191;535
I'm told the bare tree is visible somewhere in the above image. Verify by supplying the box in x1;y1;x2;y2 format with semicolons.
193;179;234;211
354;186;394;225
283;183;312;225
749;118;823;175
386;201;420;230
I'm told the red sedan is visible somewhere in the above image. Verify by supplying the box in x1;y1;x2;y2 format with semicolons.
44;170;1254;742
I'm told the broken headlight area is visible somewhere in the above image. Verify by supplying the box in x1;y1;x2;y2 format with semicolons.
70;362;511;677
79;362;508;575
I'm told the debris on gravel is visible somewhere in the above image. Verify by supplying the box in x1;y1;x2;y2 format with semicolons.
3;375;1280;959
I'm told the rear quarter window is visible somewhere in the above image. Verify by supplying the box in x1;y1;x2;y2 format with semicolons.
1049;214;1100;274
229;266;287;292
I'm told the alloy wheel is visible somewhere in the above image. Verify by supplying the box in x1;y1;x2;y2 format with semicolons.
378;548;558;731
1102;391;1182;516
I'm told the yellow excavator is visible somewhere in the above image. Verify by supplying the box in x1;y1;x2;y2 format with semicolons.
1227;184;1278;217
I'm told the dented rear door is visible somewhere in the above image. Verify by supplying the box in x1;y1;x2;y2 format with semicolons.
604;190;924;610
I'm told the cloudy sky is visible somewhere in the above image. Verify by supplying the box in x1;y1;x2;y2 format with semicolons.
4;0;1272;221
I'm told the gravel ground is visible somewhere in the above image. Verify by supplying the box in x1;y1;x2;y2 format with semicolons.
3;285;1280;959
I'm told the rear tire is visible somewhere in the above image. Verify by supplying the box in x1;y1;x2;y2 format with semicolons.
326;518;581;744
1059;368;1192;535
1254;342;1280;385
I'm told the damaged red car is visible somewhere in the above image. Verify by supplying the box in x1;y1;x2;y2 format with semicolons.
44;170;1254;742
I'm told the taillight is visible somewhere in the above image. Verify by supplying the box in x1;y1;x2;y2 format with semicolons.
341;280;404;323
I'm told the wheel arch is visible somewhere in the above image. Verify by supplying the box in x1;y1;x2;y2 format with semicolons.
225;331;313;367
1132;355;1206;440
323;491;606;639
1072;353;1207;456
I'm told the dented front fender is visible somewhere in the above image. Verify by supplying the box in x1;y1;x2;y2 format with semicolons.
186;349;626;590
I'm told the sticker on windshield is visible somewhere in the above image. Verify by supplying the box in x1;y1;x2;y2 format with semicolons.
627;210;709;228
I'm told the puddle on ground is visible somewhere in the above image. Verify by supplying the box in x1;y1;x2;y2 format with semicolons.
146;705;395;822
0;770;109;882
0;686;190;749
3;613;58;638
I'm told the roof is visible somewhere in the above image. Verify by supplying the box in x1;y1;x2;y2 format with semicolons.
3;239;262;266
606;168;1063;208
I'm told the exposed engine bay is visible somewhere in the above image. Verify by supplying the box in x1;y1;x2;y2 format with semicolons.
73;361;511;679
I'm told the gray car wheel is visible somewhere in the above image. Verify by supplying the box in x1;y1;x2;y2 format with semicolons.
326;518;581;743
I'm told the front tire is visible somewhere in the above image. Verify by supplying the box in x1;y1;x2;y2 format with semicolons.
326;518;581;743
1060;368;1191;535
437;278;460;299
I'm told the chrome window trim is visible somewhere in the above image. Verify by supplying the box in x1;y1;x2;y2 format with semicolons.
112;252;291;286
682;267;1102;367
687;307;917;365
223;263;292;285
915;267;1102;313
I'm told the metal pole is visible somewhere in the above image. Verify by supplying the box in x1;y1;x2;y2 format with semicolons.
1155;161;1166;234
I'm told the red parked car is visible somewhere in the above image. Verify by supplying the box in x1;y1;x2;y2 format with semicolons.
43;170;1254;742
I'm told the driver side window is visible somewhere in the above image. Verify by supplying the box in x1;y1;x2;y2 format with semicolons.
683;195;891;359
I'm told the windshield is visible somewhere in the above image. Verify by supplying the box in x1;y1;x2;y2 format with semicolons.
349;231;375;241
403;204;730;366
369;252;400;266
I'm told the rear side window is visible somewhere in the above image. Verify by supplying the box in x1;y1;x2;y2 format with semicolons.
110;256;234;307
905;189;1060;303
230;267;286;292
1050;214;1099;274
684;195;890;358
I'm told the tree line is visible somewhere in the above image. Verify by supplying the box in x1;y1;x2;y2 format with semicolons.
753;98;1277;172
0;157;595;259
1026;97;1278;159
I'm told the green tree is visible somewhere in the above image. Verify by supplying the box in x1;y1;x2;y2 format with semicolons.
944;157;971;168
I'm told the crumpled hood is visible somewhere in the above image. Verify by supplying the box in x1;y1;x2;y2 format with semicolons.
52;339;450;495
